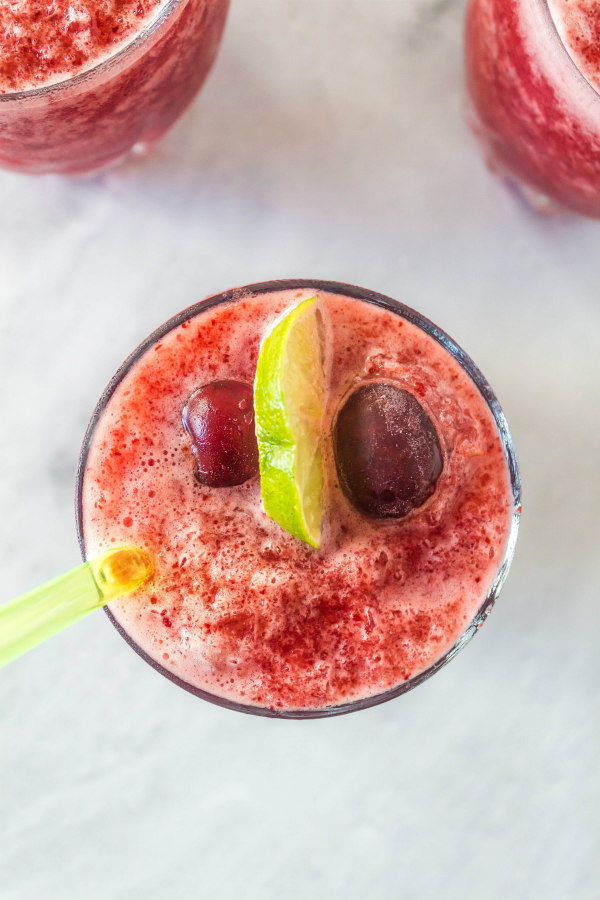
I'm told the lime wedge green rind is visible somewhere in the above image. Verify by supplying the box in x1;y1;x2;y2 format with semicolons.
254;297;324;548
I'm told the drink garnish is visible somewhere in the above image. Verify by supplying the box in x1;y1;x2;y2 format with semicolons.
334;382;443;518
182;380;259;486
254;297;325;548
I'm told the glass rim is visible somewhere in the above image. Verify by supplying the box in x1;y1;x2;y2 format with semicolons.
539;0;600;101
75;278;522;720
0;0;184;103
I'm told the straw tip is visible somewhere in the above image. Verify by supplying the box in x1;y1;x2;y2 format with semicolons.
91;546;154;601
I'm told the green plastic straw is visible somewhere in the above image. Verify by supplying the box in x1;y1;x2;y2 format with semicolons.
0;546;153;668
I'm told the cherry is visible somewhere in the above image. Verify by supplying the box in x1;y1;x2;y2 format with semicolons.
333;382;443;518
182;380;259;487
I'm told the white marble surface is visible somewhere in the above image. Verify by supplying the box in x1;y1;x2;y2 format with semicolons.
1;2;599;898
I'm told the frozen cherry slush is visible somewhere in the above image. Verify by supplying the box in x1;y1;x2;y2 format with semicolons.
77;281;520;717
466;0;600;217
0;0;229;174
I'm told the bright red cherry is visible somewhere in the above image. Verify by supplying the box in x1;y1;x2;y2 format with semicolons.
182;380;259;487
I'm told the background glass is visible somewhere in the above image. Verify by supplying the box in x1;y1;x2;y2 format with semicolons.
0;0;229;175
465;0;600;217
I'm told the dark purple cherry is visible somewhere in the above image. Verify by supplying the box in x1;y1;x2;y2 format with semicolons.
333;382;443;518
182;380;259;487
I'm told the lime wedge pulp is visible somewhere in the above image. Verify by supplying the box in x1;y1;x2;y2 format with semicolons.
254;296;325;548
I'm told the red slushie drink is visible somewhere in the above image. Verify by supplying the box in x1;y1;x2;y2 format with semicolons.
466;0;600;217
77;281;520;717
0;0;229;174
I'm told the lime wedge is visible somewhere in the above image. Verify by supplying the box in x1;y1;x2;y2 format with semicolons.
254;296;325;548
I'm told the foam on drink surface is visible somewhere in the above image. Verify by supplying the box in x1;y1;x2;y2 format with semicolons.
0;0;167;92
547;0;600;93
81;289;513;710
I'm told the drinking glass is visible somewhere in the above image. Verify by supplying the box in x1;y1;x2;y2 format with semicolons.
0;0;229;175
76;280;521;718
465;0;600;217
